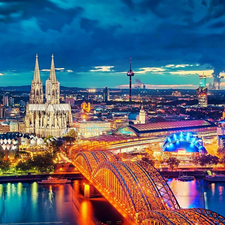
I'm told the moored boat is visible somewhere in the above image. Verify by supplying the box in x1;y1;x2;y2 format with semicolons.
178;175;195;181
205;174;225;182
38;177;71;184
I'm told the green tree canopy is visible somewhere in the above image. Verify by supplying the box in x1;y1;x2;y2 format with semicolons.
16;160;33;171
0;159;10;172
32;153;54;173
16;153;55;173
166;157;180;170
0;150;5;160
65;129;77;138
192;154;219;167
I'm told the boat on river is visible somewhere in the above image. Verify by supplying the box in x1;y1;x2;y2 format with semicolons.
38;177;71;184
178;175;195;181
178;172;195;181
205;174;225;182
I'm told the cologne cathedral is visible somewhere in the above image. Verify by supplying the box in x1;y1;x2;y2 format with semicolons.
25;55;73;137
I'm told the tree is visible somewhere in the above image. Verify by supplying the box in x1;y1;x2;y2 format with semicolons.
51;140;64;154
0;150;5;160
65;129;78;140
166;157;180;170
16;160;33;171
0;159;10;172
196;154;219;167
63;136;75;146
32;153;54;173
220;155;225;167
191;155;200;165
142;157;155;167
210;155;219;166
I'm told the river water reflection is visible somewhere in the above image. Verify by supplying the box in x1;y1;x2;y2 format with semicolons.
0;179;224;224
167;178;225;217
0;181;126;225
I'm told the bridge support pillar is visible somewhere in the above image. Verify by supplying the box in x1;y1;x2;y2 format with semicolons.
83;183;101;198
84;183;95;198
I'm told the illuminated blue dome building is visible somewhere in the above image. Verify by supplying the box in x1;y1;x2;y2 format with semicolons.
163;132;207;155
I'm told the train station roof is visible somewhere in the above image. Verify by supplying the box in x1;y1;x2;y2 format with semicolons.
117;120;216;136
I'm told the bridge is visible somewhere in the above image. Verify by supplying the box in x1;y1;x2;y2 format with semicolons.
72;151;225;225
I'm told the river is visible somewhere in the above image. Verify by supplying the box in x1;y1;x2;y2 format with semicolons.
0;179;224;224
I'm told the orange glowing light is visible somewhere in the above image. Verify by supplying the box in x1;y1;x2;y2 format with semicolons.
178;150;186;155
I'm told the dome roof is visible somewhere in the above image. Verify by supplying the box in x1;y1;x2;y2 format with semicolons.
163;132;207;154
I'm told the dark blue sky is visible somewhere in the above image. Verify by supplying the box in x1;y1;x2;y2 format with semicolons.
0;0;225;88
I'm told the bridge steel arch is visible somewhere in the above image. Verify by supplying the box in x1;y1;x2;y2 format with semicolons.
73;151;225;225
126;161;179;210
73;151;118;179
134;161;180;210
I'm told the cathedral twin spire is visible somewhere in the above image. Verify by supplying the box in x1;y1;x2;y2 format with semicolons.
30;54;60;104
33;54;41;83
50;54;57;81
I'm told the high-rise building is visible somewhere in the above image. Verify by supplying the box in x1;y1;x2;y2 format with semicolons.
9;97;14;107
3;95;8;107
0;105;3;119
197;74;207;107
20;100;26;107
25;55;73;137
103;87;109;102
217;122;225;149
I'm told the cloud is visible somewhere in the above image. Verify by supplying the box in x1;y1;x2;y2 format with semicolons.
41;68;65;72
169;69;214;77
165;64;175;68
66;70;73;72
135;67;165;74
117;84;197;89
165;64;197;68
0;73;3;76
90;66;114;72
55;68;65;71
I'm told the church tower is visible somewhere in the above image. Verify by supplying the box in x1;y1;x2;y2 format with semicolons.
45;54;60;104
138;105;146;124
29;55;43;104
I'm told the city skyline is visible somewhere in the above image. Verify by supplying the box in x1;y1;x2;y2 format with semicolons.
0;0;225;88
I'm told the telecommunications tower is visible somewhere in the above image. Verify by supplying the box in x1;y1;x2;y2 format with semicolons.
127;58;134;102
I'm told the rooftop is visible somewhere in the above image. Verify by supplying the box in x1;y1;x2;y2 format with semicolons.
128;120;216;134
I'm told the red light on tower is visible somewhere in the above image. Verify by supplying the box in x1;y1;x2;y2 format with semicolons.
127;58;134;102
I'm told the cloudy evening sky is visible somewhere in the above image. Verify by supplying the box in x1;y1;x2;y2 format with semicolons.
0;0;225;88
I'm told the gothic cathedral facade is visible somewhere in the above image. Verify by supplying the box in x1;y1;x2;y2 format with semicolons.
25;55;73;137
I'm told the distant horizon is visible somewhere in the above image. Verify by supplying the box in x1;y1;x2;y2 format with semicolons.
0;84;225;91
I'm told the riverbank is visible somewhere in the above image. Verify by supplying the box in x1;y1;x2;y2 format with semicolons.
0;172;84;183
1;168;225;183
160;168;225;178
